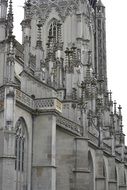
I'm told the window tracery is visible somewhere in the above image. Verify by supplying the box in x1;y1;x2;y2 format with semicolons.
49;20;58;42
15;125;25;171
15;118;28;190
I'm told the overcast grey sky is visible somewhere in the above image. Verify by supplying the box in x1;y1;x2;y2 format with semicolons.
103;0;127;142
13;0;127;142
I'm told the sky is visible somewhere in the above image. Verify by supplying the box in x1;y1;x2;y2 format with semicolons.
13;0;127;142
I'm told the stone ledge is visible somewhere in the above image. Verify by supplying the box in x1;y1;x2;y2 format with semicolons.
108;180;117;183
73;168;90;173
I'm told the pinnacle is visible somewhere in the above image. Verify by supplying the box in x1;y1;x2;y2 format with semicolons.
7;0;14;36
96;0;105;7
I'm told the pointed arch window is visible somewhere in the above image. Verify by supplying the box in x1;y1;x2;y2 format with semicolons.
15;118;28;190
15;125;25;171
48;20;62;43
49;20;57;41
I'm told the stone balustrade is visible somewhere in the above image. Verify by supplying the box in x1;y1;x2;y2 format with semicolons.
16;89;34;109
34;98;62;113
57;115;82;135
88;131;98;146
15;89;62;113
0;87;125;161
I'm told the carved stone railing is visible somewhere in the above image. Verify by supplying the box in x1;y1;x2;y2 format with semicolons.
57;116;82;135
103;142;112;154
16;89;34;109
115;150;122;161
88;131;98;146
8;89;126;161
34;98;62;113
15;89;62;113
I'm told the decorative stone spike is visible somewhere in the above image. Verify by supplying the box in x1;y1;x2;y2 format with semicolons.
36;20;42;47
114;100;117;114
109;90;112;102
25;0;31;18
7;0;14;36
118;105;122;116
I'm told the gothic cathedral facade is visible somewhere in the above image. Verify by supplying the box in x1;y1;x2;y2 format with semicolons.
0;0;126;189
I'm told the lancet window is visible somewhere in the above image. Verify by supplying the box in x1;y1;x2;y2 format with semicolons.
49;20;58;42
48;19;62;44
15;118;28;190
15;124;26;171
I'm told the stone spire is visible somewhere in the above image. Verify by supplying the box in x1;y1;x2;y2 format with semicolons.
96;0;104;7
36;20;42;48
21;0;32;70
25;0;31;19
35;19;44;81
7;0;13;36
6;0;15;83
35;20;43;69
6;35;15;83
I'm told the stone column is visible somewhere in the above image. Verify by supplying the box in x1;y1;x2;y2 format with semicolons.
66;73;73;98
32;114;56;190
21;19;31;70
118;163;126;190
74;137;90;190
0;86;16;190
108;157;117;190
95;150;106;190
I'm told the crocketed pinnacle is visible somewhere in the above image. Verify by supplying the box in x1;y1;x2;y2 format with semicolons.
7;0;13;36
96;0;105;7
25;0;32;19
36;20;42;47
25;0;31;7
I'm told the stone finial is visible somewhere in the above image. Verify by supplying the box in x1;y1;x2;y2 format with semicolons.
36;19;42;48
6;34;15;83
118;105;122;116
114;100;117;114
109;90;112;102
8;35;15;55
25;0;31;18
25;0;31;6
5;0;15;83
96;0;105;7
110;112;115;138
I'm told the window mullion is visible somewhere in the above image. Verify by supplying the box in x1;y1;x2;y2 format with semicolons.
20;137;23;172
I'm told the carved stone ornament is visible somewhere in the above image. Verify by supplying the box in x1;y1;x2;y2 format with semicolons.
30;0;79;22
